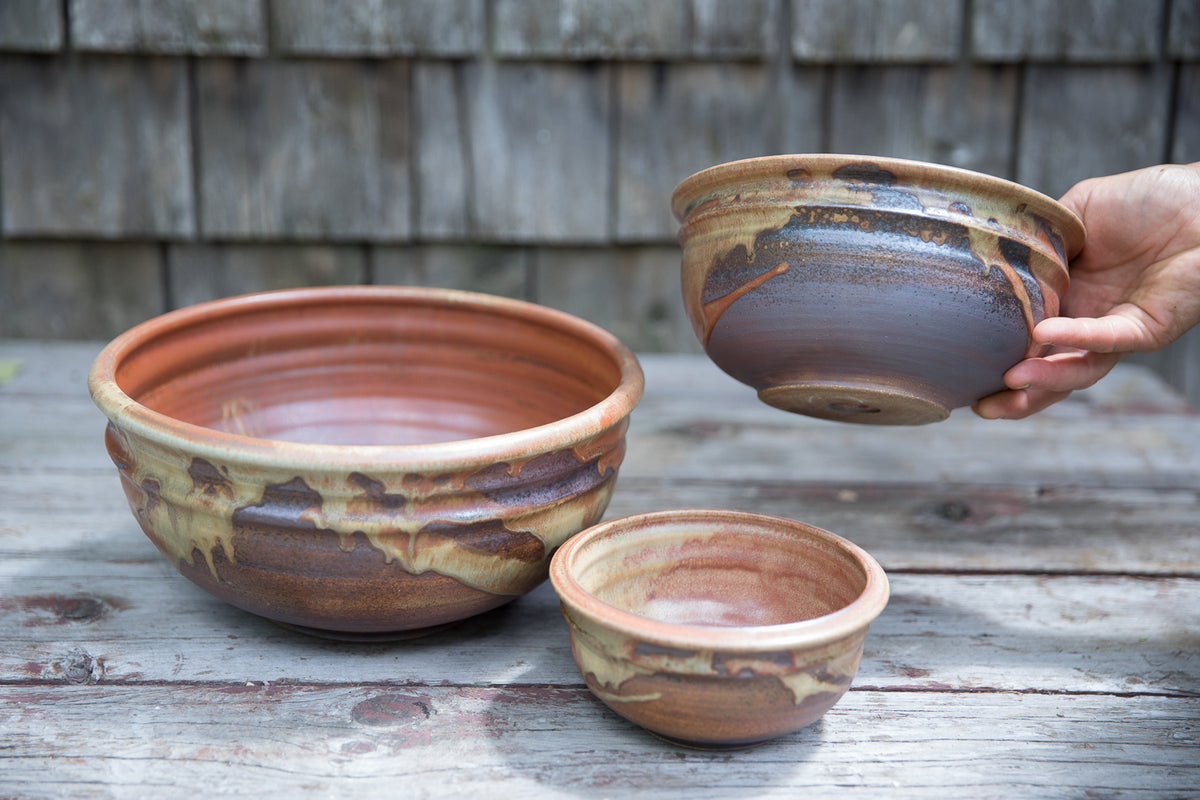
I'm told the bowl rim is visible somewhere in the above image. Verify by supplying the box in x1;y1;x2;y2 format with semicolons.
88;285;645;472
549;508;890;652
671;153;1086;259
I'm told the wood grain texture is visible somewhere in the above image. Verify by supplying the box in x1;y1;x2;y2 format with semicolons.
792;0;962;62
270;0;483;57
1016;64;1172;197
0;0;63;51
463;61;612;243
0;243;164;338
971;0;1165;62
1170;0;1200;58
196;58;412;240
614;62;778;241
2;342;1198;798
167;244;367;308
0;687;1195;799
827;65;1017;177
372;244;532;300
69;0;266;55
492;0;689;59
0;55;194;237
532;246;700;353
1173;63;1200;164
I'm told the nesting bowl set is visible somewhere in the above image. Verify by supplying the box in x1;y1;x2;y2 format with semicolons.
88;155;1084;748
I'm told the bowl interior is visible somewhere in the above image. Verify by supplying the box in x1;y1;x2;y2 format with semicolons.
110;289;627;446
567;514;870;629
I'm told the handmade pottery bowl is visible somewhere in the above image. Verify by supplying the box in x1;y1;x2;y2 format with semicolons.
89;286;644;639
549;509;889;749
672;154;1086;425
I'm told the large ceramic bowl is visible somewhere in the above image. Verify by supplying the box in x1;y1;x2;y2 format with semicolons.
672;154;1086;425
89;286;644;639
549;509;889;749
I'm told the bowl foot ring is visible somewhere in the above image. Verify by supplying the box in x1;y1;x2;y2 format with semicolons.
758;382;950;426
272;619;461;642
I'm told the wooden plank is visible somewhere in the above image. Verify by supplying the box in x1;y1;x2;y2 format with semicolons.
196;59;411;241
614;62;779;242
1;566;1196;694
167;244;366;308
69;0;266;55
373;244;531;300
1016;65;1172;198
1173;63;1200;164
0;0;63;51
0;340;103;397
0;686;1194;798
412;61;472;238
971;0;1164;62
791;0;962;62
270;0;483;57
5;457;1200;573
492;0;689;59
0;55;194;237
689;0;780;59
0;243;164;340
1170;0;1200;58
463;61;612;243
827;65;1018;178
533;246;699;353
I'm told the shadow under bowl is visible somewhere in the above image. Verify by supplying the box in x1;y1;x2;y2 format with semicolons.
549;509;889;749
88;286;644;638
672;154;1085;425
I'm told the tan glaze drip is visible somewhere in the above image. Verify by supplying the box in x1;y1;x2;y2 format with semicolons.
115;429;609;595
680;204;801;342
965;226;1042;358
565;606;854;707
700;262;790;347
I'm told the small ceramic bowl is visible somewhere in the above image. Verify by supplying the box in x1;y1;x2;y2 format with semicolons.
89;286;644;639
672;154;1086;425
549;509;889;749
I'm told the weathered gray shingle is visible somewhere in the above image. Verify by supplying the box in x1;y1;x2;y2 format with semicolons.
615;62;778;241
271;0;483;57
373;245;532;299
972;0;1165;62
196;59;412;240
70;0;266;55
792;0;961;62
0;0;63;51
1168;0;1200;58
167;244;366;307
0;242;163;337
463;61;612;242
0;55;194;237
493;0;689;59
1017;65;1172;197
827;65;1017;177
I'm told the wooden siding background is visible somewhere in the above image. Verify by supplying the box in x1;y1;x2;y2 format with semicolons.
1;0;1198;401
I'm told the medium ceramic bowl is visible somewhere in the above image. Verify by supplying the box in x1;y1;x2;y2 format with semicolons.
89;286;644;639
549;509;889;749
672;154;1086;425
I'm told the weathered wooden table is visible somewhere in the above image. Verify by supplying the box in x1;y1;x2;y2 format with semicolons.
2;339;1198;798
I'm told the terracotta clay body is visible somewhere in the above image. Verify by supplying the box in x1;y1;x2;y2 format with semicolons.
89;287;644;638
550;509;890;748
672;155;1085;424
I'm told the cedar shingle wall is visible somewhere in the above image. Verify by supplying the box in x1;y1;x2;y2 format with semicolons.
1;0;1198;399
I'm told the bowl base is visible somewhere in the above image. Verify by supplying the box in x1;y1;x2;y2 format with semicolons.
758;382;950;426
648;731;772;751
272;619;460;642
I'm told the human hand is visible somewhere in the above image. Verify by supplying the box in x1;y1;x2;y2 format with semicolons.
973;161;1200;420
